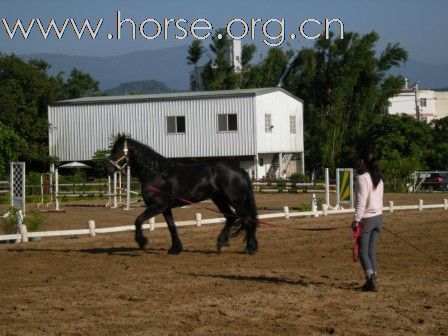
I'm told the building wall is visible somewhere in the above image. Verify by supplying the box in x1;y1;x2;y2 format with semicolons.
435;91;448;119
49;96;257;161
254;91;304;153
388;90;436;122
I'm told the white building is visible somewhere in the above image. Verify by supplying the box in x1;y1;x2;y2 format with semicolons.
48;88;304;179
435;90;448;119
388;78;448;122
388;88;437;122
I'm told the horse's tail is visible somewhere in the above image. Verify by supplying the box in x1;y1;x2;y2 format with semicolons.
232;169;258;238
242;169;258;222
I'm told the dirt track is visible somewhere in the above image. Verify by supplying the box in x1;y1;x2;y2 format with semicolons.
1;193;448;335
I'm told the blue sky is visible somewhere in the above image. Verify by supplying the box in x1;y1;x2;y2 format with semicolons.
0;0;447;64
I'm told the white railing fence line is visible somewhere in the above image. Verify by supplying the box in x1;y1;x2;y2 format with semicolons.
1;199;447;243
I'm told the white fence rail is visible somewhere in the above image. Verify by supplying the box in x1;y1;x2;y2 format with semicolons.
0;181;8;195
1;199;447;243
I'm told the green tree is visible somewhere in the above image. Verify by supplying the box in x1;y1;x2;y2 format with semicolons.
186;40;205;90
0;54;63;168
366;114;433;191
283;31;408;174
243;47;292;88
201;29;241;90
428;117;448;170
0;123;27;178
63;68;100;99
0;54;101;173
186;40;204;67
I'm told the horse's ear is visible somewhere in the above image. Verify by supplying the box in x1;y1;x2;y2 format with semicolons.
116;133;126;142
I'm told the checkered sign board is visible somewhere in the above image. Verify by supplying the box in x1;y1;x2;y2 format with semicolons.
10;162;25;212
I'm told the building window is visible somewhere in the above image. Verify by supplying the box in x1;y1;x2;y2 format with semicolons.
420;98;427;107
290;116;296;134
167;116;186;134
265;114;272;133
218;114;238;132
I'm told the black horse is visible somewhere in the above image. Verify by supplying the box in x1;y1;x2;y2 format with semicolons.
107;135;258;255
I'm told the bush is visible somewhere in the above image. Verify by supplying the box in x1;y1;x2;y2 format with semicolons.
0;207;46;234
297;203;311;212
24;210;46;232
290;172;309;183
276;179;286;193
288;184;298;193
0;207;20;234
26;172;42;185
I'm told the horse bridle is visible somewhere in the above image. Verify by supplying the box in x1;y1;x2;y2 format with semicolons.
110;140;129;171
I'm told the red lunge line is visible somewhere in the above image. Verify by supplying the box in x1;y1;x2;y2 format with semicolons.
147;185;281;228
352;222;364;262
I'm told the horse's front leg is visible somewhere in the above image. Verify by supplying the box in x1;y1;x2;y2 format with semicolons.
135;208;158;249
163;209;183;254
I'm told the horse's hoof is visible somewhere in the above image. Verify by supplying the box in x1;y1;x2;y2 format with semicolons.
168;246;183;255
136;236;148;250
217;240;230;253
244;243;258;255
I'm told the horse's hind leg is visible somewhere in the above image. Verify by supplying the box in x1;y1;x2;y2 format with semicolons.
212;195;237;253
230;194;258;255
135;208;158;249
163;209;183;255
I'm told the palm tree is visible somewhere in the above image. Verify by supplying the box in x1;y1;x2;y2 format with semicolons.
187;40;204;90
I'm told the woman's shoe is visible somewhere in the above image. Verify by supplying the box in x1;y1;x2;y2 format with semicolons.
361;276;377;292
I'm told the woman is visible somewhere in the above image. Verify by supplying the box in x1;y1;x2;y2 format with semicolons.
352;150;384;291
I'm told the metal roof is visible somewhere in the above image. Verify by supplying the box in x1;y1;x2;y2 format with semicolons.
51;87;303;106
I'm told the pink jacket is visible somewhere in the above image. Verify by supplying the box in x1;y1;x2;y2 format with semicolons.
354;172;384;223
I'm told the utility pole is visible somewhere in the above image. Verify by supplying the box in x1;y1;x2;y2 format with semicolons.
414;83;420;121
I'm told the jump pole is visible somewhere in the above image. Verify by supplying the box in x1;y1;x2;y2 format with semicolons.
55;168;60;211
113;172;118;208
107;175;112;206
118;172;122;205
39;174;44;207
325;168;330;209
124;165;131;211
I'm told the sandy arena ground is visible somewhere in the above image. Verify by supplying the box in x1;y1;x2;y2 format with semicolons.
1;193;448;335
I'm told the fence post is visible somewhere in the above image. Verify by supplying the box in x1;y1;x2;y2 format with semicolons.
18;210;28;243
419;199;423;211
149;217;155;231
444;199;448;210
389;201;394;213
283;206;289;219
312;194;319;217
195;213;202;227
88;220;96;237
322;204;328;216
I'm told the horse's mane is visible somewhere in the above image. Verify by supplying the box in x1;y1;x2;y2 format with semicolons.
114;135;174;174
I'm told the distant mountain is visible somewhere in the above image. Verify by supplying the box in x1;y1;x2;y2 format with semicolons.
105;80;173;95
22;45;191;91
390;59;448;90
21;46;448;92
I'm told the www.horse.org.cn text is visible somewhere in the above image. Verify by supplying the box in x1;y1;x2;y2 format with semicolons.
1;11;344;47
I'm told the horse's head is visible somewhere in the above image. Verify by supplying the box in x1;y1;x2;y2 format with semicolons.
106;134;130;175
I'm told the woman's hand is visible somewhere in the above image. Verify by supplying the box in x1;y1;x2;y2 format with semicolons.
351;221;359;231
